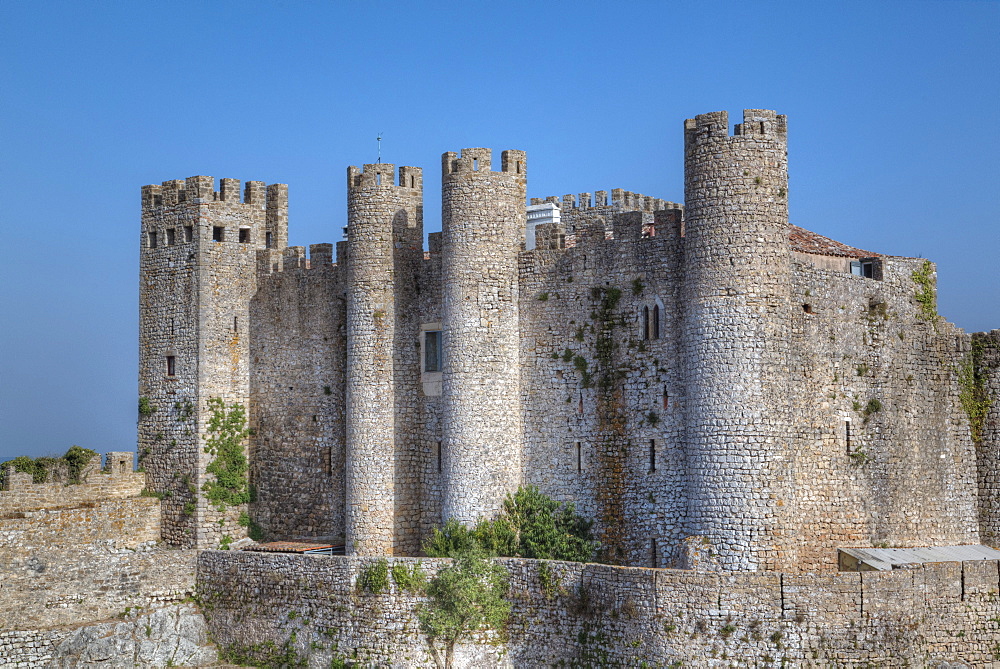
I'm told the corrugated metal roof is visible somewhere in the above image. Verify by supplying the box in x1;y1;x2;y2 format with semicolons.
839;545;1000;571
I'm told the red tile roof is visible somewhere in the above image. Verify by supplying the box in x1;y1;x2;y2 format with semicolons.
789;224;880;258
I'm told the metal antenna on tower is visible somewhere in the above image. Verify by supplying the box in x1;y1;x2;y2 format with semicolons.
376;133;383;164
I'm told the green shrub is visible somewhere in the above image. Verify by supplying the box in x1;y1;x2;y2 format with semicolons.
424;486;598;563
392;562;428;594
358;558;390;594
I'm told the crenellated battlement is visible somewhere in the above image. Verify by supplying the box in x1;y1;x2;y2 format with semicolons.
684;109;787;145
347;164;423;193
442;148;526;178
141;176;287;211
532;190;681;213
0;452;143;515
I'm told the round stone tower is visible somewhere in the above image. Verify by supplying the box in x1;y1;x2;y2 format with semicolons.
681;110;796;571
345;163;422;555
440;148;527;525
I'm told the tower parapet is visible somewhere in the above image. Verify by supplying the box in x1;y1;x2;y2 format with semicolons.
441;148;526;525
681;110;795;570
345;163;423;555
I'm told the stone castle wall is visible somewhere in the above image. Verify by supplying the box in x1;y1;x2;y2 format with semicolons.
197;550;1000;667
139;109;996;572
974;330;1000;544
249;247;345;542
0;456;204;664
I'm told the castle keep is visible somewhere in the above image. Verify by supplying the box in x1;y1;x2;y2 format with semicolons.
137;109;1000;573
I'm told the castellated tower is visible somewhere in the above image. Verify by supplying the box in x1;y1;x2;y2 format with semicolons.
345;164;423;555
138;177;287;548
440;148;527;525
681;110;796;571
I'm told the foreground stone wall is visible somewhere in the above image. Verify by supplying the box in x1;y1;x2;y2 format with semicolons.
198;550;1000;667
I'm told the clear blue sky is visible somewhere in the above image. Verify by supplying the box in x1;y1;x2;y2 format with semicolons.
1;1;997;460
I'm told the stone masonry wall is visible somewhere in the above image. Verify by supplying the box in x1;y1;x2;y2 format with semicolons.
786;257;980;570
250;249;344;542
975;330;1000;545
198;550;1000;667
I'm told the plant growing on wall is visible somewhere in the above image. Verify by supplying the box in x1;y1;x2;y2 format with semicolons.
202;398;250;510
959;339;993;445
138;396;157;417
418;551;511;669
912;259;939;321
0;446;96;486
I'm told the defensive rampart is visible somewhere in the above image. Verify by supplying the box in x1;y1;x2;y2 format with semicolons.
197;550;1000;666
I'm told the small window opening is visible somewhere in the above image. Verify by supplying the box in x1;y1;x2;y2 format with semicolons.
410;176;415;188
516;160;522;174
803;303;814;314
642;307;650;341
266;231;273;249
233;316;238;332
376;173;381;186
166;355;176;377
662;387;669;409
166;228;176;246
473;158;479;171
436;442;442;473
578;392;584;414
845;420;852;454
183;226;193;242
851;260;875;278
239;228;250;243
576;442;582;472
312;415;317;422
148;231;158;249
759;121;765;134
170;319;175;336
424;331;443;372
649;439;656;472
652;305;660;339
651;539;658;568
212;226;224;242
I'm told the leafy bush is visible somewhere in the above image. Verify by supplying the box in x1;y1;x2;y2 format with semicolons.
424;486;598;563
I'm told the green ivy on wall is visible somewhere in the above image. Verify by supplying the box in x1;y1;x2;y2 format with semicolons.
202;398;250;510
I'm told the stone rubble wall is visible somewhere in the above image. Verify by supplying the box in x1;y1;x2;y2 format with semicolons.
250;250;345;543
197;550;1000;667
0;470;145;516
0;499;193;630
975;330;1000;544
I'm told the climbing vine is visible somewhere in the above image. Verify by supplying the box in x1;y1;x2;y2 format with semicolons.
911;259;938;322
959;338;993;445
202;398;250;509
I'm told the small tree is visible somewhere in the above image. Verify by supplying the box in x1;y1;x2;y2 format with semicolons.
418;551;511;669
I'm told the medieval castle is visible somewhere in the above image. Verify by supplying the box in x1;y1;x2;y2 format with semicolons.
136;108;1000;574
